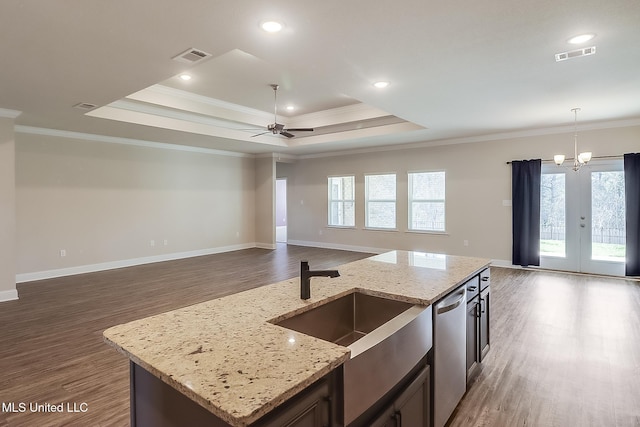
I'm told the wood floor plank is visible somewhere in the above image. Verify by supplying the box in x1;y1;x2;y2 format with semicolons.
1;247;639;426
0;245;370;427
449;267;640;427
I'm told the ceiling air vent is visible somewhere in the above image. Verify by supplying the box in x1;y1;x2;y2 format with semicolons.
172;48;212;64
555;46;597;62
73;102;97;110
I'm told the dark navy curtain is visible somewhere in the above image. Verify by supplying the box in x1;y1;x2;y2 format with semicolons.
624;153;640;276
512;159;541;267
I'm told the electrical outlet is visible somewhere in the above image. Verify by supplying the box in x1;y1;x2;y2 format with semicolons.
150;240;155;247
163;239;168;246
60;249;66;257
463;240;469;247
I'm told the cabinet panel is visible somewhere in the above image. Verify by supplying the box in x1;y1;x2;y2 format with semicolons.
258;379;330;427
395;365;429;426
367;365;430;427
466;296;480;383
479;287;490;361
369;406;397;427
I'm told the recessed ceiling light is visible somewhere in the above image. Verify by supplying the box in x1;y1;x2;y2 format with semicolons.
179;74;192;81
261;20;283;33
373;81;390;89
568;33;595;44
286;105;295;111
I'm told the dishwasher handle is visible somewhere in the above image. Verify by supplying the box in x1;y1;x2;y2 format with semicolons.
436;289;465;315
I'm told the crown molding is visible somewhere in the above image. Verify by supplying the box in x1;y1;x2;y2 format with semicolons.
297;117;640;159
14;125;254;158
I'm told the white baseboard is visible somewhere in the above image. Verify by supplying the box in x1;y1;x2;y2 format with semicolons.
0;289;18;302
15;243;257;283
287;239;387;254
255;242;277;250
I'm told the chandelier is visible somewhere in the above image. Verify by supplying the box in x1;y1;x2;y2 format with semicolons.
554;108;592;171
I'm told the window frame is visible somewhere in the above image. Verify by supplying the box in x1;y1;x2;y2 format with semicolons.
327;175;356;228
364;173;397;230
407;170;447;233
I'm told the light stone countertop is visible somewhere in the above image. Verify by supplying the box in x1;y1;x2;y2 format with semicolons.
103;250;490;426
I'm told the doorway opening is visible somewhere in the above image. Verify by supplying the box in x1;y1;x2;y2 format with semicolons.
276;178;287;243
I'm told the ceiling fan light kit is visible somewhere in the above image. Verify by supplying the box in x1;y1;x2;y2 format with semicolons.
251;84;315;138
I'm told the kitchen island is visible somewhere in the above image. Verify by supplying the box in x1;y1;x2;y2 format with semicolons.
103;251;490;427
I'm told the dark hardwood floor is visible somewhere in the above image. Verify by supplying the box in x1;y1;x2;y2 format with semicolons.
0;245;371;427
450;268;640;427
1;246;639;426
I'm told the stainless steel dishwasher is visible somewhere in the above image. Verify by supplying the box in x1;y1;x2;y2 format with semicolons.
433;284;467;427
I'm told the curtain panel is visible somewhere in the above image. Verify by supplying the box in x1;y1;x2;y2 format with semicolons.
512;159;542;267
624;153;640;276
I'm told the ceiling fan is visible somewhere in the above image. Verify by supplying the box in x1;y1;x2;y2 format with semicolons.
251;84;314;138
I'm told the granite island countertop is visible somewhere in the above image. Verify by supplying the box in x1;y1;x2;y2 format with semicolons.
103;250;490;427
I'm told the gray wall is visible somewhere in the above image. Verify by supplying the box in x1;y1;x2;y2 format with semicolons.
0;118;16;300
15;132;256;278
285;125;640;262
9;123;640;289
254;156;275;248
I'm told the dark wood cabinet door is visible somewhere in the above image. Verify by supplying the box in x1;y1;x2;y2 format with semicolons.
466;296;480;384
394;365;430;426
258;379;330;427
479;287;490;361
369;406;397;427
367;365;430;427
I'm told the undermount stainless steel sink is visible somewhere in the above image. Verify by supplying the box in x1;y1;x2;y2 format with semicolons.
273;291;433;425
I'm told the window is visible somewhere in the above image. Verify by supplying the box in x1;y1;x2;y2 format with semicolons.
365;174;396;229
328;176;355;227
408;171;445;232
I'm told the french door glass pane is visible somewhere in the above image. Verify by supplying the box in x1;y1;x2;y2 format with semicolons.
540;173;566;257
591;171;625;261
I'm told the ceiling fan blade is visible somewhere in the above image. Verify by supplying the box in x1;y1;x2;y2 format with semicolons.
251;131;270;137
285;128;314;132
280;131;295;138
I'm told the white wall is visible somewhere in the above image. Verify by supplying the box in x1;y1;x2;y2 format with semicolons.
15;132;256;280
0;118;17;300
285;125;640;262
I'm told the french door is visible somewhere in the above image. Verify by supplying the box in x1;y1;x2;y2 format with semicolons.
540;159;626;276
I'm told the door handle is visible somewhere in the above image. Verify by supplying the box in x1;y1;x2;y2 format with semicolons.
394;410;402;426
437;289;465;314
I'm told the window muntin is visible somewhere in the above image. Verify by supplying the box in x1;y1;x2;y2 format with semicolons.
365;174;396;229
328;176;355;227
408;171;445;232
